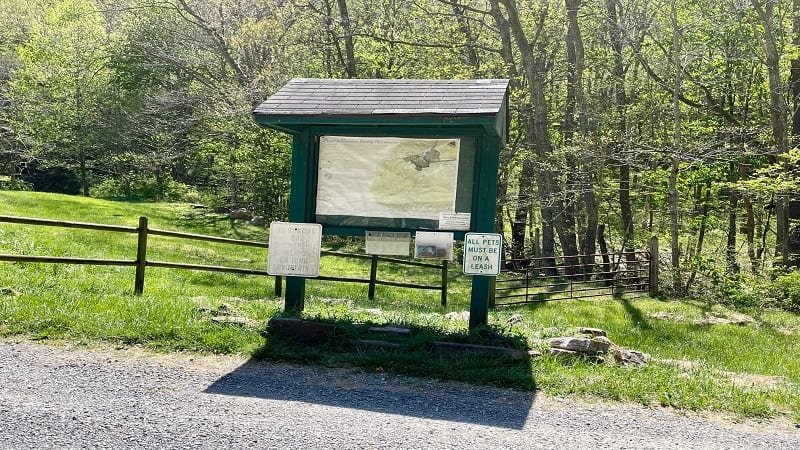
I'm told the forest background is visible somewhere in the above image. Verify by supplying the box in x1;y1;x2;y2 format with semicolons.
1;0;799;307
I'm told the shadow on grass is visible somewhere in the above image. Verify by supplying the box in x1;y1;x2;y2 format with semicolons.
204;318;538;429
615;297;652;330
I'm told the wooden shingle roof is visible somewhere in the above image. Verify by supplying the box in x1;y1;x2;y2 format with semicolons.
253;78;509;117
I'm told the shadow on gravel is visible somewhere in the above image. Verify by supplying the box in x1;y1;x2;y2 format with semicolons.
204;359;537;429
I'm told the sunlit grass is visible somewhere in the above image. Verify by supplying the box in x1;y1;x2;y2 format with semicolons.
0;191;799;422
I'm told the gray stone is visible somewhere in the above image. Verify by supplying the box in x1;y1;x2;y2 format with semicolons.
547;337;612;355
579;327;607;337
613;349;651;366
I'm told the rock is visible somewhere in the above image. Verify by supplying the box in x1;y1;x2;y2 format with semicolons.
546;347;580;358
191;204;208;209
444;311;470;321
547;336;612;355
613;349;651;367
249;215;266;226
214;206;231;214
579;327;607;337
229;209;252;220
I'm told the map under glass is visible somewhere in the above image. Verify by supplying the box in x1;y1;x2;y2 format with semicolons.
316;136;460;220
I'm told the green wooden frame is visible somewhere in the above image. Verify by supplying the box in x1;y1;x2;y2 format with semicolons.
254;85;507;328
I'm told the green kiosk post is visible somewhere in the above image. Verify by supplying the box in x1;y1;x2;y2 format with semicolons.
253;78;509;328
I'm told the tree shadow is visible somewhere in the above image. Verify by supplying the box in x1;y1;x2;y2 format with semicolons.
615;296;652;330
203;319;538;429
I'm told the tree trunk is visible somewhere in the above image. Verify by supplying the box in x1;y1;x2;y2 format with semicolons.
336;0;357;78
499;0;558;274
751;0;790;261
605;0;634;258
792;0;800;144
669;0;683;294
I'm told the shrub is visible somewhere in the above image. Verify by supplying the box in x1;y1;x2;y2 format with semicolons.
775;270;800;312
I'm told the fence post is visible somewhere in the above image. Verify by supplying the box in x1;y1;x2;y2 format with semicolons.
441;260;448;306
368;255;378;300
648;237;659;297
134;216;148;295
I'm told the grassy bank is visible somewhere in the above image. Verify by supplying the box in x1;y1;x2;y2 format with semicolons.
0;191;798;423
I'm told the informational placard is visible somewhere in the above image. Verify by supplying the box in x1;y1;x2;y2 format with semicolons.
414;231;454;260
365;231;411;256
438;212;471;230
316;136;460;220
267;222;322;277
463;233;502;276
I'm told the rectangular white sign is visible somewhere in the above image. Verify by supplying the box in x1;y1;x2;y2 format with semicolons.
414;231;454;260
438;212;471;230
463;232;502;276
267;222;322;277
365;231;411;256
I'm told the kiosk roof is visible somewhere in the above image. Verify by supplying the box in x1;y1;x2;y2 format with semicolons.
253;78;509;117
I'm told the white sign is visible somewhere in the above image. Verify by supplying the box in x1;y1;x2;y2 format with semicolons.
365;231;411;256
414;231;454;260
267;222;322;277
463;233;502;276
438;212;471;230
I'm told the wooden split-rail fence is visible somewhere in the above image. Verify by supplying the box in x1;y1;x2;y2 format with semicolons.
0;215;448;305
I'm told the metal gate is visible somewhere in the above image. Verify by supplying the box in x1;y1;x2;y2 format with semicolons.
494;249;655;306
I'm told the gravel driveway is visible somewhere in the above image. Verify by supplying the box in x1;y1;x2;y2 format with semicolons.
0;341;797;449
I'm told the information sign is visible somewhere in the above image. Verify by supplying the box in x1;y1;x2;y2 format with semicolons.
463;233;502;276
267;222;322;277
438;212;471;230
365;231;411;256
414;231;454;260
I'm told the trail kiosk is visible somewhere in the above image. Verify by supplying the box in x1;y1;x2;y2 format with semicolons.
253;78;509;328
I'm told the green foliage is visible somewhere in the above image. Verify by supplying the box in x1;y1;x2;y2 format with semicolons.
775;270;800;312
91;177;199;202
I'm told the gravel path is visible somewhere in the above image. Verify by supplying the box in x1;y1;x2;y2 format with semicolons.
0;341;797;449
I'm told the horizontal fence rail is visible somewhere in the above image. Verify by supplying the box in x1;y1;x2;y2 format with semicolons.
495;244;657;306
0;215;448;303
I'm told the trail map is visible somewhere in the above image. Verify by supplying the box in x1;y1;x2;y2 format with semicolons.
316;136;460;220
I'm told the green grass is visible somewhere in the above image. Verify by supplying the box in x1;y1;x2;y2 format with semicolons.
1;190;799;423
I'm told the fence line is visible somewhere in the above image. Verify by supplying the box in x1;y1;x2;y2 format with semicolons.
0;215;448;303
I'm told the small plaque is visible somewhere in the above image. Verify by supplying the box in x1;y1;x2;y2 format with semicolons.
365;231;411;256
415;231;454;260
463;233;502;276
438;212;471;230
267;222;322;277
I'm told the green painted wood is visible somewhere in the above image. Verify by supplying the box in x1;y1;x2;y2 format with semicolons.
254;80;508;324
468;136;501;328
284;128;312;311
255;115;503;135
